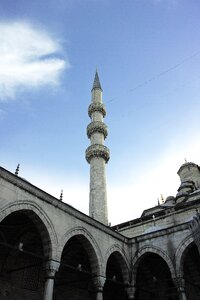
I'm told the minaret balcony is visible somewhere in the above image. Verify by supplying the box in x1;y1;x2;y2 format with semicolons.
85;144;110;163
87;121;108;139
88;102;106;118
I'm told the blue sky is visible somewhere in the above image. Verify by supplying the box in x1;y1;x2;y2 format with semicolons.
1;0;200;224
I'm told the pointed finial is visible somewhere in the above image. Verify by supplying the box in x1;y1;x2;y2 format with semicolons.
157;198;160;205
184;158;187;163
92;69;102;91
161;194;164;203
15;164;20;176
60;189;63;201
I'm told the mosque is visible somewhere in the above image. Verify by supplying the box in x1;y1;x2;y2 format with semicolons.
0;71;200;299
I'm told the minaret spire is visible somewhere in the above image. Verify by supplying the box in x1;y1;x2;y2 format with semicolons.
92;69;102;91
86;70;110;225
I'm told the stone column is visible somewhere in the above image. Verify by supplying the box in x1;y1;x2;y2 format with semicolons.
93;276;106;300
126;285;136;299
43;260;60;300
174;277;187;300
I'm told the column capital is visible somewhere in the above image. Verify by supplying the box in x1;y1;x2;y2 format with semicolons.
126;285;136;299
44;260;60;278
173;277;187;300
93;275;106;292
173;276;185;291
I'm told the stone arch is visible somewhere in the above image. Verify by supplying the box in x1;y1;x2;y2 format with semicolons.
104;244;130;283
175;234;194;278
132;245;176;283
175;234;200;299
55;227;103;300
61;226;103;275
0;201;58;259
103;245;130;300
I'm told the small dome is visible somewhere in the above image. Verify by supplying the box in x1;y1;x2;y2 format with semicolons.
177;162;198;175
165;196;175;205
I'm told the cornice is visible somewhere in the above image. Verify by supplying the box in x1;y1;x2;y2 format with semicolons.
0;167;127;242
85;144;110;163
87;121;108;139
88;102;106;118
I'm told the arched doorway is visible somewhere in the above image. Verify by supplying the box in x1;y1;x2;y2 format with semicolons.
54;235;99;300
0;210;51;300
103;251;128;300
134;253;178;300
183;243;200;299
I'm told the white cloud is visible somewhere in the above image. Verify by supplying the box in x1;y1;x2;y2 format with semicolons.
0;22;68;100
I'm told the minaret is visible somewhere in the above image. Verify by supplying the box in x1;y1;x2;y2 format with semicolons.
85;70;110;225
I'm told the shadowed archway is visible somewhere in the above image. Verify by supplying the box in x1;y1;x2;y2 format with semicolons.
134;253;178;300
54;234;100;300
103;251;129;300
182;243;200;299
0;210;51;300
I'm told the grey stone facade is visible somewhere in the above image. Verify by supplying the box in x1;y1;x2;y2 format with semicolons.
0;72;200;299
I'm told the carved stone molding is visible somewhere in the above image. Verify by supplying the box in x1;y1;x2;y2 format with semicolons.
173;276;185;290
87;121;108;139
85;144;110;163
126;286;136;299
189;213;200;252
93;275;106;291
88;103;106;118
44;260;60;279
173;276;187;299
